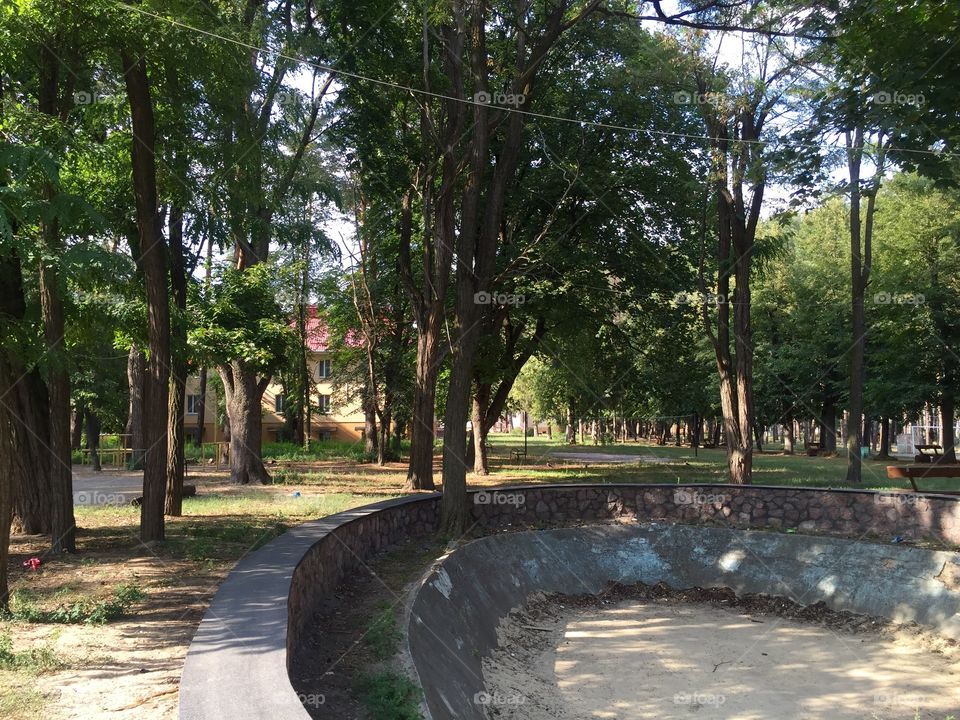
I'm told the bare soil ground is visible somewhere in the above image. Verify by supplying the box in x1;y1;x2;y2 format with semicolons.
1;467;400;720
290;535;446;719
483;584;960;720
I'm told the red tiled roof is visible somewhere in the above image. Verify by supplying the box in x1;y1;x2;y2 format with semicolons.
292;306;363;352
304;316;330;351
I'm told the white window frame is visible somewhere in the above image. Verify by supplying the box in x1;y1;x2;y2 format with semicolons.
318;394;331;414
316;358;332;380
186;394;201;415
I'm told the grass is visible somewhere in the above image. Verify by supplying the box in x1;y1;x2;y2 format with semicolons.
8;584;145;625
354;670;422;720
0;682;47;720
363;602;403;661
480;434;960;492
0;633;65;673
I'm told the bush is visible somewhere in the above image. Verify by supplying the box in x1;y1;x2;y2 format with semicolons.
262;441;367;462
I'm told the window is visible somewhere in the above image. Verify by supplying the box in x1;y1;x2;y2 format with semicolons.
275;395;285;414
318;394;331;414
316;359;332;380
186;394;201;415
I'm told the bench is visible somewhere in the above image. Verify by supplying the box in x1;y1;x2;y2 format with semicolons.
510;449;527;461
886;464;960;495
913;444;943;463
79;447;133;466
806;441;823;457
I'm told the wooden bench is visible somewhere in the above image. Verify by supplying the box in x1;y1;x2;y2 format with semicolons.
913;444;943;463
510;449;527;461
886;464;960;495
806;441;823;457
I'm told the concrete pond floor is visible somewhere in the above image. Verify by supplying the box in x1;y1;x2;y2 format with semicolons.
482;599;960;720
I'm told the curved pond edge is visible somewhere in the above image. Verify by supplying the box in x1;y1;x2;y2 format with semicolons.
178;483;960;719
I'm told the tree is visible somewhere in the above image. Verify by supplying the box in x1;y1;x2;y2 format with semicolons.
189;264;295;483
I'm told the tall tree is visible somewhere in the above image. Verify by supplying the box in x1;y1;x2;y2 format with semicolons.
120;47;170;541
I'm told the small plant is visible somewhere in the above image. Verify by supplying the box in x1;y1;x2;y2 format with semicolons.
354;671;422;720
363;604;402;661
0;633;65;673
10;584;145;625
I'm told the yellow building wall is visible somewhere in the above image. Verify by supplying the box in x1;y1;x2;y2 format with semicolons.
185;352;367;444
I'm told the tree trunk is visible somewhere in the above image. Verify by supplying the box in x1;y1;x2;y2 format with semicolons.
165;206;188;516
377;405;391;465
844;128;884;485
220;362;271;484
86;410;102;472
71;407;84;450
783;415;795;455
877;417;891;460
565;400;576;444
821;397;837;452
195;237;213;447
38;194;75;554
405;326;440;490
8;370;54;534
0;381;15;610
165;366;186;515
363;383;378;459
942;397;956;463
393;418;404;456
125;344;145;467
0;246;54;541
196;369;207;447
472;393;489;475
122;49;170;542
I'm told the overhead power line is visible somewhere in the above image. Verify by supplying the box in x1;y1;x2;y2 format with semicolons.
112;1;958;161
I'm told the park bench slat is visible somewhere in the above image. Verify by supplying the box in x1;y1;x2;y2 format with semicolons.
886;464;960;495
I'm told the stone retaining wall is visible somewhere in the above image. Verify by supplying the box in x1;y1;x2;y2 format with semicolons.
469;484;960;546
287;496;440;659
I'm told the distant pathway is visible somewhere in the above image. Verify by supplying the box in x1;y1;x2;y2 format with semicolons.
546;451;676;464
72;469;143;506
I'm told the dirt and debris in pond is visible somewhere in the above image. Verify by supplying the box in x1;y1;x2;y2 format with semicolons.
481;582;960;720
289;535;445;719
